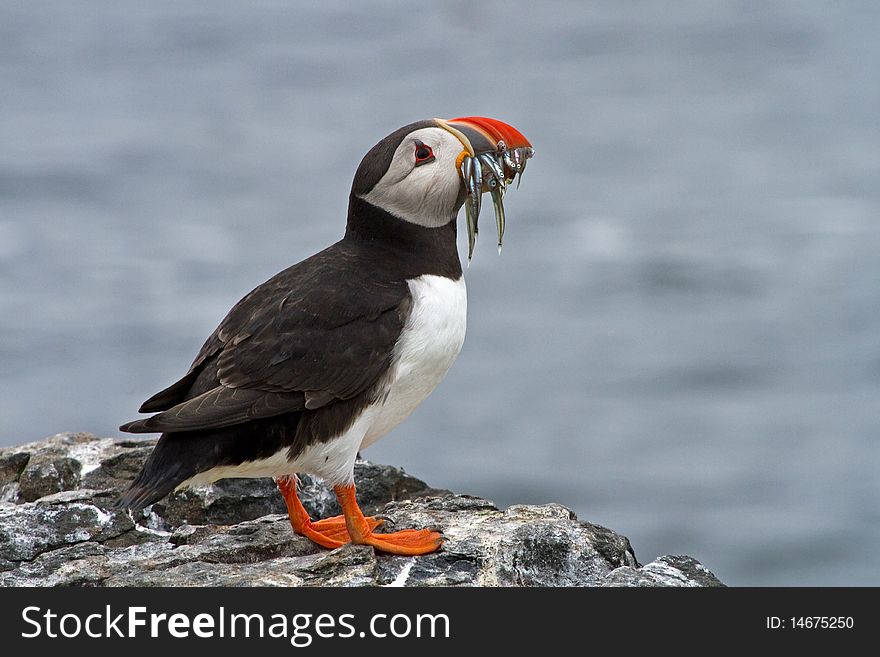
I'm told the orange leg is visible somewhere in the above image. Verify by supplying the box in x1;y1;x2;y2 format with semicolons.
335;483;442;556
274;476;382;549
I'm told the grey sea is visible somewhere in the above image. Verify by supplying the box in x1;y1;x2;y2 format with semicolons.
2;1;878;586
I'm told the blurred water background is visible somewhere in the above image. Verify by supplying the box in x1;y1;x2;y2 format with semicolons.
2;1;879;586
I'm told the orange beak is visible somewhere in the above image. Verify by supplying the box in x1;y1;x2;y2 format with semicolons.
447;115;532;152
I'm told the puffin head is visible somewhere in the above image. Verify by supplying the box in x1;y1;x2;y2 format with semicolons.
351;117;533;260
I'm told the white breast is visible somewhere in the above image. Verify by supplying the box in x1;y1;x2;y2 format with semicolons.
177;273;467;490
360;273;467;448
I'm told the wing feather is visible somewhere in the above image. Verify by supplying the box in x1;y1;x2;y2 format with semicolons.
120;242;412;435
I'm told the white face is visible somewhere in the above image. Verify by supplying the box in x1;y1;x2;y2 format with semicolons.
359;126;468;228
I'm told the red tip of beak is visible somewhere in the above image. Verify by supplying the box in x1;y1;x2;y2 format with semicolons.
449;116;532;149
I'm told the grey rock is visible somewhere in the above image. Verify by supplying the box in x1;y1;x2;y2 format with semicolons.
0;452;29;505
580;520;640;568
1;432;124;502
104;558;307;587
0;491;135;563
373;499;633;586
603;555;726;587
296;544;379;587
0;433;724;587
5;542;109;587
18;456;82;502
81;442;156;492
0;452;29;485
156;477;288;528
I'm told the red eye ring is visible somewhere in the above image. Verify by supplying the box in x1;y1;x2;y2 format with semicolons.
414;141;434;166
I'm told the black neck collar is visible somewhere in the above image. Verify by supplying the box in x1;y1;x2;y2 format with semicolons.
343;195;462;279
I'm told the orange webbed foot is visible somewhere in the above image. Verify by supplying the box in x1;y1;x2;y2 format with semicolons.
358;528;443;556
311;514;384;541
275;476;386;549
295;521;347;550
334;484;442;556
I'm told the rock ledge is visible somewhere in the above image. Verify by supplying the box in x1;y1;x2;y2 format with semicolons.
0;433;723;587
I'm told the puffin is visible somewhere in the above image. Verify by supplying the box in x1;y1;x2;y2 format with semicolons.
117;116;533;555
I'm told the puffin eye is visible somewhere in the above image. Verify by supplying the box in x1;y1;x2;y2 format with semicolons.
413;141;435;166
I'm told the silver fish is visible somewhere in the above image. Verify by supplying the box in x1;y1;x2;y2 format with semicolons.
490;184;506;253
459;145;533;261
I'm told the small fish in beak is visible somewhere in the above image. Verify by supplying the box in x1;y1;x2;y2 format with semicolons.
442;116;534;261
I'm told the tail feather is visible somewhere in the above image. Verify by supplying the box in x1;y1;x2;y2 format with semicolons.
114;473;179;510
114;435;198;510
